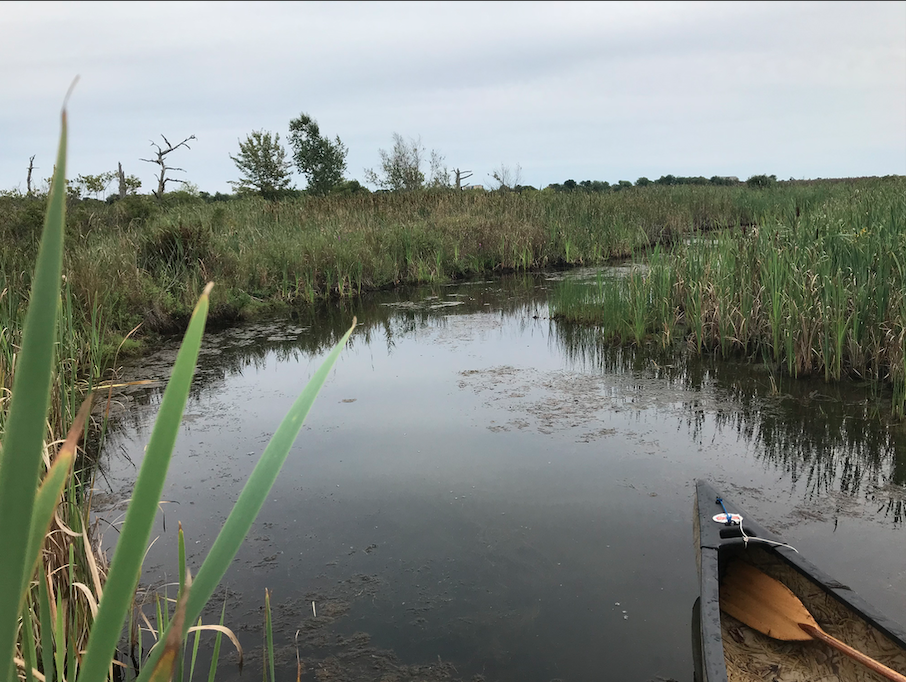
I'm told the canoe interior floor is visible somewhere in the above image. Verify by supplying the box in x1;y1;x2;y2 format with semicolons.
720;545;906;682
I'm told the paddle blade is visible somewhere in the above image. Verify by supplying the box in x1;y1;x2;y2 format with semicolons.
720;560;817;641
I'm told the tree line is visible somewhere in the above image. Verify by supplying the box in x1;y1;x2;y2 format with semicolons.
542;174;778;193
223;113;462;200
10;109;782;201
229;115;782;199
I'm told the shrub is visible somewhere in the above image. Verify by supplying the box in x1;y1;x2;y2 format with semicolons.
746;174;778;189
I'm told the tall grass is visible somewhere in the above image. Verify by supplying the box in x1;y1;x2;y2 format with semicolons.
551;177;906;416
1;109;354;681
1;180;874;348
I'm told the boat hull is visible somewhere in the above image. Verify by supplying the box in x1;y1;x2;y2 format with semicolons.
692;480;906;682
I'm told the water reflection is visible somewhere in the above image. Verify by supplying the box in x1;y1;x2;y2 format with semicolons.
109;272;905;524
553;321;906;521
115;275;551;405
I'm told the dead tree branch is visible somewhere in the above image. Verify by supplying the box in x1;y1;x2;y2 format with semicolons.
454;168;473;191
118;162;126;199
141;134;196;198
26;155;36;196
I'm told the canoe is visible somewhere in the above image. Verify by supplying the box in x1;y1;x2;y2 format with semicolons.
692;479;906;682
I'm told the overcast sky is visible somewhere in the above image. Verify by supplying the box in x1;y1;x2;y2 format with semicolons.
2;1;904;194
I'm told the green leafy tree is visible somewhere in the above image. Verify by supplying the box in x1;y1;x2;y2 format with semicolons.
229;130;293;200
330;179;370;196
428;150;451;188
746;174;778;189
75;172;115;200
288;113;347;196
122;174;142;195
580;180;610;192
43;175;80;200
364;133;427;191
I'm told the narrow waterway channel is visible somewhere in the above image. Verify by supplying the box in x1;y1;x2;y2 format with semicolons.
95;268;906;682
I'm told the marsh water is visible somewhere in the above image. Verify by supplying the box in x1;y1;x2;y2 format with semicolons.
95;267;906;682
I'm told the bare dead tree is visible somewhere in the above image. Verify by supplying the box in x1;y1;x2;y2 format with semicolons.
454;168;473;191
489;163;522;191
26;155;36;196
141;134;196;198
118;162;127;199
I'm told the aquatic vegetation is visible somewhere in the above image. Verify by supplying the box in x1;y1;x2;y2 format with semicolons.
0;179;862;342
551;177;906;416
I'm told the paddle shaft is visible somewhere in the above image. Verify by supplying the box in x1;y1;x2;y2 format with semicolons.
800;623;906;682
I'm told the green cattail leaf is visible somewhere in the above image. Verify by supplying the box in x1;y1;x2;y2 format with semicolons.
157;592;167;635
0;108;67;670
178;522;186;603
21;451;74;602
20;601;37;682
205;602;227;682
19;395;88;605
37;563;54;682
66;626;77;682
137;318;355;681
265;589;274;682
147;571;191;682
53;591;65;682
188;616;202;682
78;283;214;682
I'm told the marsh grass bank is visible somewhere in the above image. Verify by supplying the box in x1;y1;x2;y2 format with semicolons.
1;181;860;335
551;177;906;415
2;177;901;434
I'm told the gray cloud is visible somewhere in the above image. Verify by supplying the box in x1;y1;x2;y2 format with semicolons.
2;1;903;194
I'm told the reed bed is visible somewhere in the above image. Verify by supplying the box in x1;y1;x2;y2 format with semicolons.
2;177;900;437
551;177;906;416
0;180;859;347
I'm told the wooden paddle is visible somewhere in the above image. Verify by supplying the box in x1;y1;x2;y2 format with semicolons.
721;560;906;682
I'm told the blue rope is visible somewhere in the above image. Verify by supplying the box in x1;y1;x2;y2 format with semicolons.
715;496;735;525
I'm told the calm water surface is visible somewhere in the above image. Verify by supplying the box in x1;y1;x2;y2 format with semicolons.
96;270;906;682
